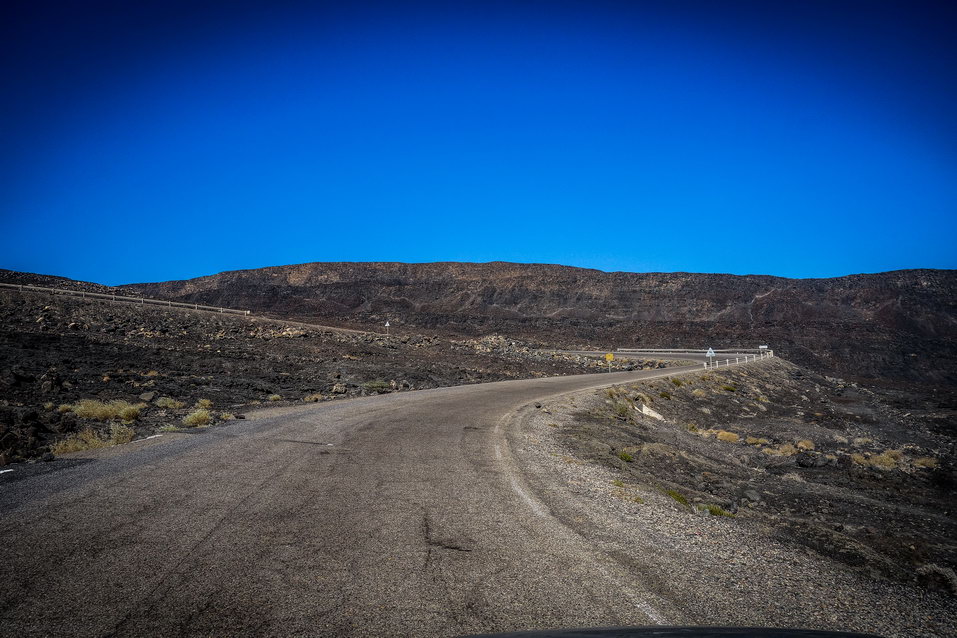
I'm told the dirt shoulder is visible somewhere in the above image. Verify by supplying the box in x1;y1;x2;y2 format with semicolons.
507;358;957;637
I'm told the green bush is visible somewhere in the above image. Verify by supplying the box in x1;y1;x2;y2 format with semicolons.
618;451;633;462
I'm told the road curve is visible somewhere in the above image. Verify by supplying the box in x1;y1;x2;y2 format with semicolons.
0;357;755;637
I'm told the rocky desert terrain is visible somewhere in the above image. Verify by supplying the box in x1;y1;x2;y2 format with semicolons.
0;285;663;464
511;358;957;635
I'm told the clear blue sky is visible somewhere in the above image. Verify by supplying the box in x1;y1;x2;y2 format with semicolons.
2;0;955;284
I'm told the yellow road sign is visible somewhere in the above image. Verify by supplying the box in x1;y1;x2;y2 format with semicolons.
605;353;614;362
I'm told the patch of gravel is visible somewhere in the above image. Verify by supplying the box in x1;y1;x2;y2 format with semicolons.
507;390;957;637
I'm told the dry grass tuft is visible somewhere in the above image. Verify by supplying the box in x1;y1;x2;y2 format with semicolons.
745;436;769;445
66;399;141;422
763;443;798;456
851;451;900;469
182;409;212;427
52;423;135;455
303;393;323;403
664;489;689;507
716;430;740;443
691;388;706;398
195;398;213;409
155;397;185;409
267;394;282;402
796;439;815;451
914;456;938;469
700;504;735;517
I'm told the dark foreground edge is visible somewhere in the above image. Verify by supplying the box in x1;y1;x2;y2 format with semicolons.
459;628;883;638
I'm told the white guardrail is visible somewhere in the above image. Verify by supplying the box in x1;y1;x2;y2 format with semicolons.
0;282;250;316
616;347;775;369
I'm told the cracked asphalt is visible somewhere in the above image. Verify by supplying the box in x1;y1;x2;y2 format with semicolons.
0;363;739;637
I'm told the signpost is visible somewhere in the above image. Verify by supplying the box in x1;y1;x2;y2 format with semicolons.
605;352;614;372
385;320;390;336
706;347;715;369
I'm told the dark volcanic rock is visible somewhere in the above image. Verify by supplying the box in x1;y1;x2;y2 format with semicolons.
119;262;957;387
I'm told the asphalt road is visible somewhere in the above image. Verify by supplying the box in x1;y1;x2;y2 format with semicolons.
0;355;755;637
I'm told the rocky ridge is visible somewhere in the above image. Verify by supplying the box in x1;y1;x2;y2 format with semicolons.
119;262;957;387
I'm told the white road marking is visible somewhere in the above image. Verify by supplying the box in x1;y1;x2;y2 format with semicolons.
508;476;546;517
0;469;13;474
141;434;162;441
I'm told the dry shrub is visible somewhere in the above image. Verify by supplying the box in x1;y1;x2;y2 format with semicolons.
267;394;282;402
109;423;135;445
219;412;235;421
69;399;140;422
914;456;938;469
796;439;815;451
745;436;769;445
691;389;706;398
716;431;740;443
182;409;211;427
155;397;185;409
764;443;798;456
851;451;899;470
52;424;134;454
303;393;323;403
52;428;109;454
195;398;213;409
868;452;899;469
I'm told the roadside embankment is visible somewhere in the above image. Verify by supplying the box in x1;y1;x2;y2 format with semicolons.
508;358;957;637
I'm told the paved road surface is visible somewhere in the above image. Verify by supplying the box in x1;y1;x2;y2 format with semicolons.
0;355;754;637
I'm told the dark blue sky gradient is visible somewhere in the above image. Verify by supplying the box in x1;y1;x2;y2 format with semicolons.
2;0;955;284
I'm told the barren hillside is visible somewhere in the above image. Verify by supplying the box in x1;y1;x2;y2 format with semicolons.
122;262;957;386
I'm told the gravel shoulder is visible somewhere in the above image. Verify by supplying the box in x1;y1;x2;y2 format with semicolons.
506;359;957;637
